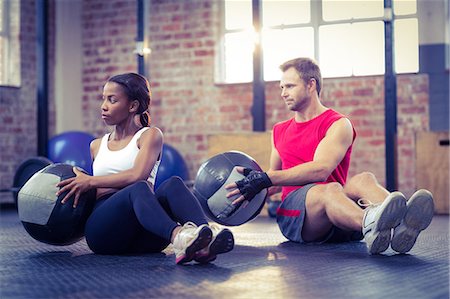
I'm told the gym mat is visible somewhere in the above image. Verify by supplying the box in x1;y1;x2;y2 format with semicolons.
0;208;448;299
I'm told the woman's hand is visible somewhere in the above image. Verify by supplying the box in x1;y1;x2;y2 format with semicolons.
56;167;93;208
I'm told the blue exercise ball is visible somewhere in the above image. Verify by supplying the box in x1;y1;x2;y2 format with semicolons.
48;131;95;175
155;144;189;189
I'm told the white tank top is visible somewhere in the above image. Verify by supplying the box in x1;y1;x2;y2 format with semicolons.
92;127;160;187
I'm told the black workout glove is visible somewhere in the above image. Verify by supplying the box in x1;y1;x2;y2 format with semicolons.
235;168;273;201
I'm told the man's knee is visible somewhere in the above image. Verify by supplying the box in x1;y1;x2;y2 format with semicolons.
307;183;344;208
347;172;377;187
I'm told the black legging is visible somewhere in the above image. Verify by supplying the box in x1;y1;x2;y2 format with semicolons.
84;176;208;255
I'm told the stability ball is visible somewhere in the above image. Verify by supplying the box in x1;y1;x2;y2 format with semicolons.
155;144;189;189
193;151;268;226
48;131;95;175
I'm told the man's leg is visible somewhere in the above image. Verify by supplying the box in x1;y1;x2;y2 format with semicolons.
343;172;390;204
343;172;434;254
303;181;406;254
391;189;434;253
302;182;364;242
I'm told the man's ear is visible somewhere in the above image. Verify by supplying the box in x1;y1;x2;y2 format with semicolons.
308;78;317;93
129;100;139;113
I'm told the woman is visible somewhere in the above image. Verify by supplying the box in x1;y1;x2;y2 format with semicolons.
56;73;234;264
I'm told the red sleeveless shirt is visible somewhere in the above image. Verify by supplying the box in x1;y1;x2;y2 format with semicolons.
273;109;356;200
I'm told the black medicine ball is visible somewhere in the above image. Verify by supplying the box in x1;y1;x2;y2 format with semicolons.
17;163;96;245
193;151;268;226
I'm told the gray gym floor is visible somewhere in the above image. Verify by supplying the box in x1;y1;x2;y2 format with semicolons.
0;207;448;299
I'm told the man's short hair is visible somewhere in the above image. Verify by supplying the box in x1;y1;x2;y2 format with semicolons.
280;57;322;96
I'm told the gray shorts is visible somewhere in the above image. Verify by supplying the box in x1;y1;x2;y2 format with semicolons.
276;183;363;244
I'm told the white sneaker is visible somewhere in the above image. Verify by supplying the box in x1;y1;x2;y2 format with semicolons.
361;192;407;254
172;222;212;265
391;189;434;254
194;224;234;264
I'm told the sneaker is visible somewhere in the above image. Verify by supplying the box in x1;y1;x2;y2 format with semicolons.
361;192;407;254
194;224;234;264
391;189;434;254
172;222;212;265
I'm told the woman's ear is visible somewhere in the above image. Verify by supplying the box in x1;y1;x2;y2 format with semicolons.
129;100;140;113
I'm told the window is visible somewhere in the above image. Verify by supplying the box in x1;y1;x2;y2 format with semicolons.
0;0;20;86
218;0;419;83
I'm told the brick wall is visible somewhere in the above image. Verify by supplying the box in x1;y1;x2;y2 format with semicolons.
0;0;55;203
81;0;138;135
148;0;254;177
144;0;429;197
0;0;429;203
80;0;428;197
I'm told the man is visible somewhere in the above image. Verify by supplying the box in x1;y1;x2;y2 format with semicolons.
226;57;434;254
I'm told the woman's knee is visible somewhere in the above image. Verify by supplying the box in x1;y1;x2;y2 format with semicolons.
130;180;152;192
158;176;186;191
166;176;184;186
127;180;155;201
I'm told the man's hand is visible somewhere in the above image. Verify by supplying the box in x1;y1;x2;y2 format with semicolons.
225;167;272;205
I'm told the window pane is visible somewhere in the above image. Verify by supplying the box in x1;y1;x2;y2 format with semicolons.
352;21;385;76
0;36;4;83
262;0;310;27
0;0;4;32
1;0;20;86
263;27;314;81
322;0;384;21
319;24;353;77
393;0;416;15
225;0;252;30
224;32;253;83
394;18;419;73
320;22;385;77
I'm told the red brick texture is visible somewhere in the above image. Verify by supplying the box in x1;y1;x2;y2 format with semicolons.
81;0;138;133
0;0;56;203
143;0;429;197
0;0;429;203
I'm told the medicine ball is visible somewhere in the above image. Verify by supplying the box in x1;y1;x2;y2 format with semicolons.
18;163;96;245
193;151;268;226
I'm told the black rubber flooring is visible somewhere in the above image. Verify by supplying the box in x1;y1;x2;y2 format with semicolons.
0;207;448;299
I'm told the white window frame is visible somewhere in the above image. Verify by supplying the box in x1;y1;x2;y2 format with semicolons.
0;0;20;87
216;0;419;84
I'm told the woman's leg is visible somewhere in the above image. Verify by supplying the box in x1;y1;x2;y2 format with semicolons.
85;181;177;254
156;177;234;263
155;176;209;226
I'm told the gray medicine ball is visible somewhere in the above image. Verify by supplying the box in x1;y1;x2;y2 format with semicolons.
193;151;268;226
18;163;96;245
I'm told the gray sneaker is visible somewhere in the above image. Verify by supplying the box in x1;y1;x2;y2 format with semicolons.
194;224;234;263
172;222;212;265
391;189;434;254
361;192;407;254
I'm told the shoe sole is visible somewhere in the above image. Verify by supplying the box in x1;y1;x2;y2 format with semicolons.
176;226;212;265
391;190;434;254
195;229;234;264
367;192;407;255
